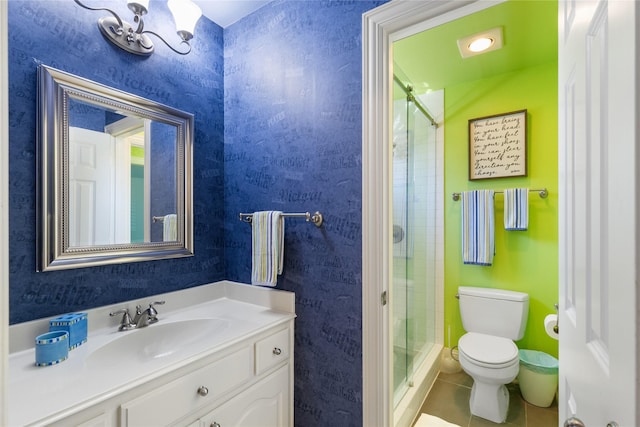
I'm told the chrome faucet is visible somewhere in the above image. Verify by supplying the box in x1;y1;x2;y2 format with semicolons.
133;300;165;328
110;300;165;331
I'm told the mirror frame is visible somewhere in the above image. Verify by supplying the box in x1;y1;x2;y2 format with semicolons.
37;65;194;271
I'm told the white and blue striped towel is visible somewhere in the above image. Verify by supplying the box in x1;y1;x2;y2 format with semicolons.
504;188;529;231
163;214;177;241
461;190;495;266
251;211;284;287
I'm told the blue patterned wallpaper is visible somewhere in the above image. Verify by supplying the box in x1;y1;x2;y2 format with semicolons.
224;1;386;425
8;0;225;323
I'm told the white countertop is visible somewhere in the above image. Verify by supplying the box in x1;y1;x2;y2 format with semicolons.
8;281;295;426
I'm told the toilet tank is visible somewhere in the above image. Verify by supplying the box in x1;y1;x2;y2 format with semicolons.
458;286;529;340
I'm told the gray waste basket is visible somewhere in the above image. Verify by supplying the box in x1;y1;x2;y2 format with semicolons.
517;349;558;407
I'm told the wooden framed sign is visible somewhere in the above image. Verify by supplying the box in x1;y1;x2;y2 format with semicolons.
468;109;527;180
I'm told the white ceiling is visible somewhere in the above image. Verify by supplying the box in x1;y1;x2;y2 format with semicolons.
193;0;271;28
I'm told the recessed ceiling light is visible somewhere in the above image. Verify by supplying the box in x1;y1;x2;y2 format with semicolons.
468;37;494;52
457;27;503;58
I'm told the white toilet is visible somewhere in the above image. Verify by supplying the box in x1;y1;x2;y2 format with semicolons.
457;286;529;423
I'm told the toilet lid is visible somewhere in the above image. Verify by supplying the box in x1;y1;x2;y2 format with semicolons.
459;332;518;366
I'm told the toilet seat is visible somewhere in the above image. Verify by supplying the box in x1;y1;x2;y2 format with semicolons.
459;332;518;368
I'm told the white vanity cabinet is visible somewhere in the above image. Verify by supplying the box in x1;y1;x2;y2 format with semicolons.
9;281;295;427
121;323;294;427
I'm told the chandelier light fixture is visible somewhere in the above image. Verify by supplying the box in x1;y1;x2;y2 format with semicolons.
73;0;203;56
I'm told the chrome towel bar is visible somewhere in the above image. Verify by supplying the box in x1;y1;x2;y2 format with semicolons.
452;188;548;201
239;211;324;227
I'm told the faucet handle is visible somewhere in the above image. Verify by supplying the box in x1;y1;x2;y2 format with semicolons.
148;300;165;317
110;308;135;331
147;300;165;323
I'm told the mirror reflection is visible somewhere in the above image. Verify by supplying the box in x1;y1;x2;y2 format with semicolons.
38;65;193;271
67;97;177;247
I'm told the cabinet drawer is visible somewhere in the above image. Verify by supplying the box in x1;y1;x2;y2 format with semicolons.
255;327;290;375
121;346;252;426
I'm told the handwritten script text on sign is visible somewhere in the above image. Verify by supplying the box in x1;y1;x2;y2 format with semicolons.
469;111;526;179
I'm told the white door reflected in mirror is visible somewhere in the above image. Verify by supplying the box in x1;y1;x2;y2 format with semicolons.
69;127;114;247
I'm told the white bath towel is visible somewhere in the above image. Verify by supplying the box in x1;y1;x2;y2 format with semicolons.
504;188;529;230
461;190;495;266
414;413;461;427
163;214;177;241
251;211;284;287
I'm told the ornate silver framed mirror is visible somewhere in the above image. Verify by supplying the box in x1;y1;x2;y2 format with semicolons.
37;65;194;271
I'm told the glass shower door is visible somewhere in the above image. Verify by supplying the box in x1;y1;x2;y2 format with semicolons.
392;76;437;407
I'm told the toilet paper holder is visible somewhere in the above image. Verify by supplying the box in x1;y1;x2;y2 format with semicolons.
553;303;559;333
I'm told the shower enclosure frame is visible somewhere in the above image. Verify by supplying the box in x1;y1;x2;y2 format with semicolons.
362;1;506;426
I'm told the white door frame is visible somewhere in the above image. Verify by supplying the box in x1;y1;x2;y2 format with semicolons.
362;1;505;425
1;1;9;424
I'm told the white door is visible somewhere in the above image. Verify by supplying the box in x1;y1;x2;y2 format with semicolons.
68;126;114;246
558;1;637;426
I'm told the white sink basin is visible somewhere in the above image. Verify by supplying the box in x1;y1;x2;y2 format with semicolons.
86;318;228;368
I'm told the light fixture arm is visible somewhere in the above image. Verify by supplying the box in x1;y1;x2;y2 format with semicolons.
73;0;123;33
142;30;192;55
73;0;199;56
132;13;145;34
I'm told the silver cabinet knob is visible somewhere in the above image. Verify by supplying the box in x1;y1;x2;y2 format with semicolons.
273;347;282;355
607;423;619;427
564;417;585;427
210;423;221;427
197;386;209;396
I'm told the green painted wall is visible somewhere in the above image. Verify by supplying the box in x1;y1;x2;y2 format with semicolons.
444;61;559;358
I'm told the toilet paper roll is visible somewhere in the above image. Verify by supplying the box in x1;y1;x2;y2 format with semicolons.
544;314;559;340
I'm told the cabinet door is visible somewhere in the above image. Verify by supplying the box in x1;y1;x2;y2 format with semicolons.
201;365;290;427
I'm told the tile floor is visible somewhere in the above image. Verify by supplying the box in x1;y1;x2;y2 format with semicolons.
414;371;558;427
